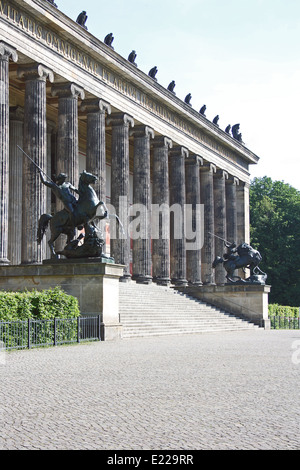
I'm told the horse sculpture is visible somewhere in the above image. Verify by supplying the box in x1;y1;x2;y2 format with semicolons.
212;242;267;284
37;171;107;258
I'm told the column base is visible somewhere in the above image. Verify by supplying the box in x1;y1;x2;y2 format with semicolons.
188;281;203;287
132;274;153;285
171;278;188;287
153;277;171;287
119;274;132;283
0;258;10;265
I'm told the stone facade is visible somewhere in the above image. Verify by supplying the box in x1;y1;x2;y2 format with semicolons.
0;1;262;325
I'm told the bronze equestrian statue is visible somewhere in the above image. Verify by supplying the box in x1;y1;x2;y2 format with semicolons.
212;241;267;284
37;170;108;259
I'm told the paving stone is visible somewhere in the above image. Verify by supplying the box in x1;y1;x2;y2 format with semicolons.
0;330;299;450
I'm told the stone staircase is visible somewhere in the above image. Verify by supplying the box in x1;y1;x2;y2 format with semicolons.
119;281;260;338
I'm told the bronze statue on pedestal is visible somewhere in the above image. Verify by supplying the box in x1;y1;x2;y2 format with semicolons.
212;234;267;284
37;170;109;259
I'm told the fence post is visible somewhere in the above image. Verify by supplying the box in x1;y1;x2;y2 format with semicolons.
28;318;31;349
77;317;80;343
98;315;101;341
54;318;57;346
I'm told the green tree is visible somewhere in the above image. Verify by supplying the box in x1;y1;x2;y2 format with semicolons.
250;176;300;306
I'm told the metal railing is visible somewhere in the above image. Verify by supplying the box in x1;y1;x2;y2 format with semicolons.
270;316;300;330
0;315;101;351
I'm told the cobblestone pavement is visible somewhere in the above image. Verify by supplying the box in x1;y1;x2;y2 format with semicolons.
0;329;300;450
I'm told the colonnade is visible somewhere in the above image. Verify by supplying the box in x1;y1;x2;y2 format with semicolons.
0;42;250;286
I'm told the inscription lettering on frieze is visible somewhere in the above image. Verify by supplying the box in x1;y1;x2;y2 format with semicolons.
0;0;99;76
0;0;240;164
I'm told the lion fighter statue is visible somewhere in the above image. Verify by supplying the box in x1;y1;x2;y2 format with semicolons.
212;239;267;284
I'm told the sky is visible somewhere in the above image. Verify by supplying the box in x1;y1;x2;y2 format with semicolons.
58;0;300;190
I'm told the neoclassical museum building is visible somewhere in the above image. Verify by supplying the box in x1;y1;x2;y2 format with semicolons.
0;0;269;337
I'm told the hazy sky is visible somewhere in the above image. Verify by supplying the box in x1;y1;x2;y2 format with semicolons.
58;0;300;190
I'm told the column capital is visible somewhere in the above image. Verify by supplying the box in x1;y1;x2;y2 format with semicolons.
237;180;250;189
18;64;54;82
51;82;85;99
202;162;217;173
152;135;173;149
169;145;189;159
80;98;111;115
226;175;239;186
130;125;154;139
0;41;18;62
215;169;229;180
185;154;203;166
107;113;134;128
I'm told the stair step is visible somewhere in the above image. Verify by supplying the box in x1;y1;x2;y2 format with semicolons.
119;281;259;338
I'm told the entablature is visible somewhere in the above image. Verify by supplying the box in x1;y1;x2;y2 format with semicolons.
1;0;258;185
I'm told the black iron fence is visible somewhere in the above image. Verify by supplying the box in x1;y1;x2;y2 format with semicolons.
0;315;101;351
270;316;300;330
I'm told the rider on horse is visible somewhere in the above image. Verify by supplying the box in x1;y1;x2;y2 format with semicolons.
39;171;78;226
212;238;265;284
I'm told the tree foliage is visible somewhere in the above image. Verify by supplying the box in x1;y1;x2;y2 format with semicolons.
250;176;300;306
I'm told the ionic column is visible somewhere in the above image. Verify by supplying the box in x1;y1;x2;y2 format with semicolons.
131;125;154;284
169;146;188;286
51;83;85;189
214;169;228;285
18;64;54;264
107;113;134;281
0;42;18;265
152;136;172;286
81;98;111;203
236;181;250;279
236;181;250;244
200;162;216;285
8;106;24;265
226;176;239;245
237;181;250;245
46;120;56;213
185;154;203;286
45;120;56;259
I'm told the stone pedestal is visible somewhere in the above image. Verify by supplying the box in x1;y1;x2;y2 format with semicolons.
176;284;271;329
0;260;124;341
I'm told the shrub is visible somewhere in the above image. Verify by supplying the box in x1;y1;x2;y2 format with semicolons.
0;287;80;321
268;303;299;318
